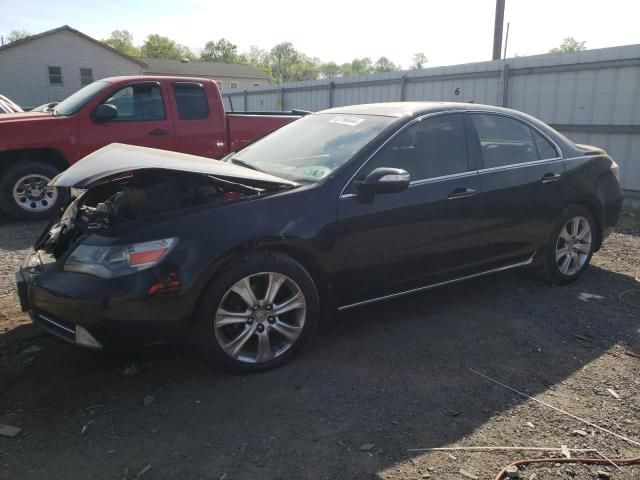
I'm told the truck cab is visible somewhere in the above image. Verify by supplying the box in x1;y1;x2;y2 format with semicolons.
0;76;300;220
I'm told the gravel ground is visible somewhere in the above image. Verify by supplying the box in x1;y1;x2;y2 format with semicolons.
0;218;639;480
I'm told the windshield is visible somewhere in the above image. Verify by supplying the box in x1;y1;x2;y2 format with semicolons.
229;113;396;183
53;80;111;116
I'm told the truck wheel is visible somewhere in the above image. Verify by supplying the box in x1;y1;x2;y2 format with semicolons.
534;205;596;285
195;251;320;373
0;162;67;220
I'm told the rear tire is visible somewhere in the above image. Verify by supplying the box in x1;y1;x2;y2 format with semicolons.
535;204;596;285
0;161;67;220
195;251;320;373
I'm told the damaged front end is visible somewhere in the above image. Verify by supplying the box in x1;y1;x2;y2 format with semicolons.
38;143;297;262
17;144;298;349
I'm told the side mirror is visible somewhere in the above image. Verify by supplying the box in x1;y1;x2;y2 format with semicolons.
92;103;118;123
355;167;410;195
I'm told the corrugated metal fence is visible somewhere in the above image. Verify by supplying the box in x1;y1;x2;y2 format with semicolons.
222;45;640;194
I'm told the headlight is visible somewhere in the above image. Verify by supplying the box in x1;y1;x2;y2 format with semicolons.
64;238;178;278
610;159;621;183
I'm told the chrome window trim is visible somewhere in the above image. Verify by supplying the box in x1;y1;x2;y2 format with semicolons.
337;253;535;311
338;108;565;199
477;156;563;174
409;170;478;186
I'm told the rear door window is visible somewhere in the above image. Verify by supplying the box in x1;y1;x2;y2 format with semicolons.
104;83;165;121
361;113;469;182
469;114;539;168
173;83;209;120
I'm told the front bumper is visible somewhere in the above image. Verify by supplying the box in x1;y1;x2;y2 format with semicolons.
16;260;193;350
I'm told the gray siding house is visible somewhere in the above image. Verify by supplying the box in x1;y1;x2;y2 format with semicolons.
0;26;269;108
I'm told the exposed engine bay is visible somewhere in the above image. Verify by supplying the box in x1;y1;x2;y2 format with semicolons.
38;169;284;258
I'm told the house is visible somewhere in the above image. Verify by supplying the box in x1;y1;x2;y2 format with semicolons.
136;58;269;91
0;25;269;108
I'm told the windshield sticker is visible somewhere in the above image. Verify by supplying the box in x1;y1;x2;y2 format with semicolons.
329;115;365;127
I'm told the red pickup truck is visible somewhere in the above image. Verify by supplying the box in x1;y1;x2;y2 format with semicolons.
0;76;301;219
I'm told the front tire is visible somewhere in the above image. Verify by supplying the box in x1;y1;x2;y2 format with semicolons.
0;161;66;220
195;251;320;373
537;205;596;284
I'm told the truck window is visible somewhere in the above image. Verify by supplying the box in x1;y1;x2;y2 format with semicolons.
173;83;209;120
104;83;166;121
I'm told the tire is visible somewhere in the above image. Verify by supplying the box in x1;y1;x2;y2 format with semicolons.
195;250;320;373
536;204;597;285
0;161;67;220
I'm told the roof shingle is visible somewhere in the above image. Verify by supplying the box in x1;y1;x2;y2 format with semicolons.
136;57;269;79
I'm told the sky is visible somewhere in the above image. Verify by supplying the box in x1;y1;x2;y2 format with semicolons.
1;0;639;68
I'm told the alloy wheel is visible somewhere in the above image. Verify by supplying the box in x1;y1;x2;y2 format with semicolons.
12;174;58;212
214;272;307;364
555;216;592;276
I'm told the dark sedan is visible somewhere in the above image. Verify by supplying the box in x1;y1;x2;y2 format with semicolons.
16;102;623;372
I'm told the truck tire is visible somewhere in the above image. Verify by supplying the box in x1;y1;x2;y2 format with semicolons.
0;161;67;220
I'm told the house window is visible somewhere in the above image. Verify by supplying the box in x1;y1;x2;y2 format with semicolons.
230;81;239;89
48;66;62;85
252;82;261;87
216;80;224;89
80;68;93;85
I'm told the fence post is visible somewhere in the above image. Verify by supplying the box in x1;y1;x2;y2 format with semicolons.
243;90;248;111
400;75;407;101
328;81;335;108
278;87;285;111
501;63;510;107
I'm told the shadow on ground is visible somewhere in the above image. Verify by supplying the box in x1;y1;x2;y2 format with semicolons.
1;256;639;479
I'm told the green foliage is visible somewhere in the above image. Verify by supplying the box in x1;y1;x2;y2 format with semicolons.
93;27;407;82
6;30;31;42
201;38;239;63
319;61;341;79
140;34;195;61
411;52;427;69
550;37;586;54
374;56;398;73
102;30;139;56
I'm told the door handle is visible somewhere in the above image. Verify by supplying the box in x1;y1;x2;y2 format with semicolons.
541;172;562;183
448;187;477;200
148;128;169;136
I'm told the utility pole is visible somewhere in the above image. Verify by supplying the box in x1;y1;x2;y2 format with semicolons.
492;0;505;60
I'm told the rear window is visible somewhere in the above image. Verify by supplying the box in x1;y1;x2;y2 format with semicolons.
173;83;209;120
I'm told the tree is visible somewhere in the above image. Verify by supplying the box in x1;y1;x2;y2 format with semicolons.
350;57;374;75
374;56;398;73
550;37;586;54
6;30;31;43
102;30;139;56
201;38;239;63
140;34;195;60
319;61;341;79
411;52;427;69
269;42;300;83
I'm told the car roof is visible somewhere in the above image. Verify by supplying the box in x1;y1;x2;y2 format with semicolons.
317;101;522;118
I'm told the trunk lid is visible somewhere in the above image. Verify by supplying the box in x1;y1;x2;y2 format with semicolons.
51;143;298;188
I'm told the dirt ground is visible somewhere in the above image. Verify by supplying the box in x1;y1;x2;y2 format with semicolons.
1;213;639;480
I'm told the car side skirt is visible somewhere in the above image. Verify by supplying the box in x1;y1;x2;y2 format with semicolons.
337;252;536;311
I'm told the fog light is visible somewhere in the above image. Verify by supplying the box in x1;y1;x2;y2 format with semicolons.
75;325;103;349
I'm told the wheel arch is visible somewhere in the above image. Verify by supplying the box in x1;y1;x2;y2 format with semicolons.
189;240;333;325
0;148;70;175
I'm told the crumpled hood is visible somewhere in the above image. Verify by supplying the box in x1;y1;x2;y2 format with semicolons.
51;143;299;188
